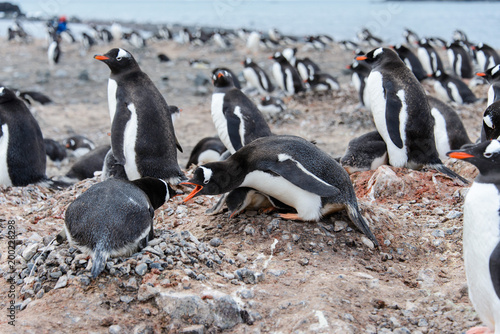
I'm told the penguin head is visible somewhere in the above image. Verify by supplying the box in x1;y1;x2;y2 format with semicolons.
477;64;500;83
482;104;500;141
447;140;500;177
131;177;176;210
212;69;234;88
94;48;139;74
0;87;18;104
270;51;285;62
356;47;396;65
182;164;232;201
243;58;252;66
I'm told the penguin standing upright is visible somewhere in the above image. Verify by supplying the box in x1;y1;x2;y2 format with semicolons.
477;64;500;106
403;28;419;46
356;48;467;183
430;70;478;104
271;51;306;96
346;59;372;109
64;177;174;278
417;38;444;75
474;43;500;72
446;41;474;79
391;44;427;81
94;48;185;184
0;87;47;187
47;33;61;67
242;58;274;94
447;140;500;334
182;135;379;246
211;69;272;154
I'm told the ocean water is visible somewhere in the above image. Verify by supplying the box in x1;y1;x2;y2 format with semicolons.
6;0;500;47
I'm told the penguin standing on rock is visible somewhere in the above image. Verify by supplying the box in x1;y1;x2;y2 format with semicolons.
476;64;500;106
63;177;174;278
430;70;478;104
182;135;379;247
271;51;306;96
94;48;185;184
211;69;272;154
447;140;500;334
356;48;467;183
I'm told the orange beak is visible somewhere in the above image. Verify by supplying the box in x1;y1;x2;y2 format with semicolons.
447;152;474;159
180;182;203;202
476;72;486;77
94;55;109;61
356;56;367;61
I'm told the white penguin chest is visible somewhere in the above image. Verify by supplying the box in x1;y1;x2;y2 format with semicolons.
488;85;495;107
211;93;236;154
107;78;118;122
272;63;284;90
243;68;262;91
123;103;141;180
463;182;500;328
430;107;450;160
0;124;12;186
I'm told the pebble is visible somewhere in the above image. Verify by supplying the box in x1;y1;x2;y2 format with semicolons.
22;243;39;261
244;225;255;235
135;263;148;276
234;268;264;284
446;210;462;219
299;258;309;266
120;295;134;304
431;230;445;238
108;325;122;334
209;238;222;247
334;221;348;232
53;275;68;289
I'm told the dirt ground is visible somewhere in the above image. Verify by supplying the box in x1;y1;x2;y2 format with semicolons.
0;28;492;333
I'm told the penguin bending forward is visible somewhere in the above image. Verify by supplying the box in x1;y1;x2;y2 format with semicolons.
64;177;174;278
182;135;379;246
356;48;467;183
94;48;185;184
447;140;500;334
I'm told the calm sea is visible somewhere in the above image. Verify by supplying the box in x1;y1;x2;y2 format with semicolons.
6;0;500;47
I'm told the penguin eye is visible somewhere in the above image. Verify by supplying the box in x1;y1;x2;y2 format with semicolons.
116;57;122;61
203;179;209;185
484;152;493;158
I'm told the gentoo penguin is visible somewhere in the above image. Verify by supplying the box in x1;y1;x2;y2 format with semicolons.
474;43;500;73
417;38;444;75
182;135;379;246
65;145;111;181
338;40;359;51
80;32;96;55
47;33;61;66
212;67;241;89
64;135;96;158
94;48;185;184
123;31;146;48
257;95;286;118
225;187;294;218
271;51;306;96
0;87;47;187
44;138;67;168
346;59;372;109
446;140;500;334
445;41;474;79
477;64;500;106
185;137;226;169
64;177;174;278
307;72;340;92
427;95;472;159
357;28;383;47
246;31;261;53
17;91;53;106
296;57;321;83
391;44;427;81
356;48;467;183
211;69;272;154
481;101;500;142
403;28;419;46
430;70;478;104
157;53;171;63
304;36;326;50
340;131;388;174
242;58;274;94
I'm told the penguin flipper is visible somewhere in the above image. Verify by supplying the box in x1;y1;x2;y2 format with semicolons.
490;241;500;299
266;157;341;197
224;104;244;152
110;102;131;165
91;244;108;279
384;85;404;149
175;135;183;153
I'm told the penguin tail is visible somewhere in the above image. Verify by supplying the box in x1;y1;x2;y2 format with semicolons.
427;163;469;185
346;204;379;247
37;177;74;190
91;244;108;279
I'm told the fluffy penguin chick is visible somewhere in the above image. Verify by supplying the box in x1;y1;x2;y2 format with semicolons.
64;177;174;278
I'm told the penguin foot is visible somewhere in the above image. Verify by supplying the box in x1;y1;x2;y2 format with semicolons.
278;213;301;221
466;327;494;334
260;206;277;214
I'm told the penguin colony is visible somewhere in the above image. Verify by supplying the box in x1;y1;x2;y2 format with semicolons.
4;19;500;332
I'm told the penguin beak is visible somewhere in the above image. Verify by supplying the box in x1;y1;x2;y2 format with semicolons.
94;55;109;61
355;56;367;61
476;72;486;77
217;72;224;78
180;182;203;202
446;151;475;159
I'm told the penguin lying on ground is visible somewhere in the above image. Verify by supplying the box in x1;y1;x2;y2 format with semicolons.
476;64;500;107
44;138;67;168
211;69;272;154
63;177;174;278
182;135;379;246
65;145;111;181
64;135;95;158
94;48;185;184
257;95;286;119
185;137;226;169
429;70;478;104
447;140;500;334
356;48;468;183
340;131;388;174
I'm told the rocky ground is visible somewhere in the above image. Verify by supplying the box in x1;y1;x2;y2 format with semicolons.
0;28;492;333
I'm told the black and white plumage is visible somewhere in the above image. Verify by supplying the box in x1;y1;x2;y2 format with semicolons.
403;28;419;46
296;57;321;83
417;38;444;76
94;48;185;184
80;32;96;55
47;34;61;66
64;177;173;278
445;41;474;79
65;145;111;181
123;31;146;48
338;40;359;51
257;95;286;117
182;135;379;246
211;69;272;154
481;101;500;142
346;60;372;109
356;48;467;183
474;43;500;73
17;91;53;106
271;51;306;96
212;67;241;90
391;44;427;81
64;135;96;158
477;64;500;107
430;70;478;104
357;28;383;47
44;138;67;168
185;137;226;169
242;58;274;94
307;72;340;92
340;131;388;174
446;140;500;334
0;87;47;187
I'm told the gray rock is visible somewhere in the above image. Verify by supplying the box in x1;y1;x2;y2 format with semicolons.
120;295;134;304
135;263;148;276
109;325;122;334
180;325;205;334
125;277;139;291
334;221;348;232
137;284;159;301
234;268;264;284
22;243;39;261
244;225;255;235
431;230;445;238
238;289;254;299
446;210;462;219
53;275;68;289
209;238;222;247
367;166;404;198
20;298;32;310
266;269;286;277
